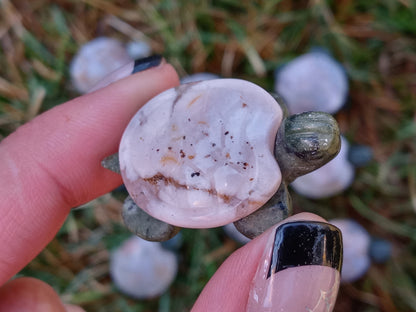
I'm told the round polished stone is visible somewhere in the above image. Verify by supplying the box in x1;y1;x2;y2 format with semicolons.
223;223;251;245
275;51;348;114
369;238;392;264
110;236;178;299
180;72;220;84
119;79;283;228
330;219;371;283
70;37;132;94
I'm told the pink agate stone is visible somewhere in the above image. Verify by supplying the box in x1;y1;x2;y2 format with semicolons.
119;79;283;228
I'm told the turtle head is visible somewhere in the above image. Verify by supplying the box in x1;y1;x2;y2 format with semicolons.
275;111;341;183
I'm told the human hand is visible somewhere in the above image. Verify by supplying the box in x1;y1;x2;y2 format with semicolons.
0;57;342;311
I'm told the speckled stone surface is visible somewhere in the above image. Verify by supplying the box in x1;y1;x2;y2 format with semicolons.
119;79;283;228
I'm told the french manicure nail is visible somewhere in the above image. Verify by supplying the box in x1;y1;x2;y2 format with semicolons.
89;54;163;92
247;221;343;312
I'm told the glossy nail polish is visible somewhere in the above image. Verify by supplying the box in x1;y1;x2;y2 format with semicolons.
89;55;163;92
132;55;163;73
247;221;343;312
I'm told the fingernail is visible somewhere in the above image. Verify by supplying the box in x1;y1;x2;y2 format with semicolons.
89;54;163;92
131;54;163;73
246;221;342;312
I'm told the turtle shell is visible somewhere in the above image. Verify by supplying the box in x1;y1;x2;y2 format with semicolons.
119;79;283;228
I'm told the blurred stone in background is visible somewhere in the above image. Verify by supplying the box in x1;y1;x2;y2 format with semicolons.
70;37;132;93
110;236;178;299
223;223;251;245
70;37;152;94
126;40;152;60
274;50;348;115
330;218;392;283
180;72;220;84
330;219;371;283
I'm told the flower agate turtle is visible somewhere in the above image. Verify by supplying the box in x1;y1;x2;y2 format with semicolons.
102;79;341;241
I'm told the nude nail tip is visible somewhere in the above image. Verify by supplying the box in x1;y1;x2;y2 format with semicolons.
247;266;340;312
247;221;342;312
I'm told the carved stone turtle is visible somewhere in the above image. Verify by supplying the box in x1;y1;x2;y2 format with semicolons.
102;79;340;241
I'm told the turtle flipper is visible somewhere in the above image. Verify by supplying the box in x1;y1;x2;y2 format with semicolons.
101;153;121;174
234;183;291;239
122;196;181;242
102;155;180;241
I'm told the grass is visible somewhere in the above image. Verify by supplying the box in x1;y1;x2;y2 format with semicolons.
1;0;416;311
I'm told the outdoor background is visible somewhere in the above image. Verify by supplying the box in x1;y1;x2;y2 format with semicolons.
1;0;415;311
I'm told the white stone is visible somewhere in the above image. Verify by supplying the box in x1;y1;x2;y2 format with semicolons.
110;236;178;299
330;219;371;283
223;223;251;245
120;79;283;228
180;72;220;84
291;136;354;198
274;51;348;114
126;41;152;60
70;37;132;93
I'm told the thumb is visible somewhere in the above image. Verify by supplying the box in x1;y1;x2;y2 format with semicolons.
192;213;343;312
0;59;179;286
0;277;85;312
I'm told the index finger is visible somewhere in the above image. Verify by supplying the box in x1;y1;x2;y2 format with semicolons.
0;61;179;285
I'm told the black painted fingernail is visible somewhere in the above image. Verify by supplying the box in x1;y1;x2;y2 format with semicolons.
267;221;342;278
89;54;164;92
132;54;163;74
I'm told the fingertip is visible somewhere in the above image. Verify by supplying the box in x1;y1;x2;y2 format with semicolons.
246;214;342;311
0;277;66;312
192;213;336;312
159;62;181;86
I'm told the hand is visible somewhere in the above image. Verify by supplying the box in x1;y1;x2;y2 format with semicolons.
0;59;342;311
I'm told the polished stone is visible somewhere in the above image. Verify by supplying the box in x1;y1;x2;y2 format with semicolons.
70;37;132;93
330;218;370;283
110;236;177;299
275;50;348;114
119;79;283;228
